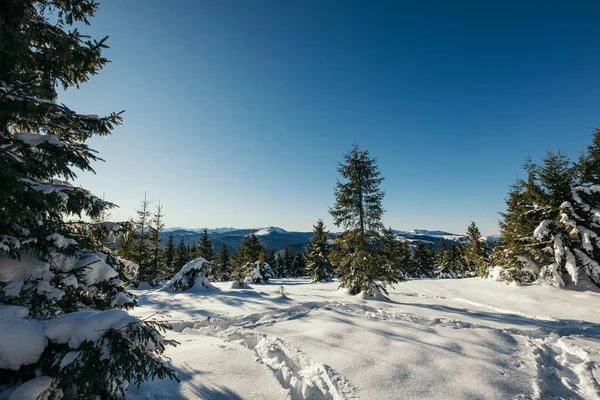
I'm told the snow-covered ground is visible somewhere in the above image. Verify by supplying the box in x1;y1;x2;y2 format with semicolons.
126;278;600;399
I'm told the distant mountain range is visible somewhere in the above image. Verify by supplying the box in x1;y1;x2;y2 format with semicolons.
159;226;498;253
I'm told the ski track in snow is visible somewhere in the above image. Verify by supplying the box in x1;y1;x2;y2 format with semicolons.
168;297;600;400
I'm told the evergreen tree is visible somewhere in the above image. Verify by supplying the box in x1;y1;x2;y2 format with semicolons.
231;234;272;285
436;242;466;278
0;1;176;396
410;242;436;277
329;143;401;295
198;229;214;261
494;158;548;282
162;233;176;279
273;252;285;278
290;251;307;277
282;247;294;277
214;244;231;281
380;228;409;281
464;221;489;276
128;193;153;283
147;201;165;284
496;140;600;288
174;237;189;271
305;220;334;282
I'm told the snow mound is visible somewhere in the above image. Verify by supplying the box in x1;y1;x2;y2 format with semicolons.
0;306;47;370
45;309;137;348
167;258;214;292
8;376;53;400
229;281;254;290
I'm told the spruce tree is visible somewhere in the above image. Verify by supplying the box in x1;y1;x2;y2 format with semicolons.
305;220;334;282
0;1;177;396
496;140;600;288
147;201;165;285
198;229;214;261
464;221;489;276
436;243;466;278
329;143;400;295
282;247;293;277
410;241;436;278
162;233;176;279
289;251;307;277
494;158;548;282
174;237;189;271
214;244;231;281
129;193;153;283
380;228;409;281
231;234;272;285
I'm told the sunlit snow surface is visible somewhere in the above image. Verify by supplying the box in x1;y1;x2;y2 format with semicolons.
126;278;600;400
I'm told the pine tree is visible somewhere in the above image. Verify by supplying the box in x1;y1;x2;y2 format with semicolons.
464;221;489;276
329;143;400;295
174;237;189;271
436;242;466;278
147;201;165;285
496;140;600;288
410;241;436;277
231;234;272;285
494;158;549;282
273;252;285;278
290;251;307;277
0;1;177;396
214;244;231;281
380;228;409;281
282;247;294;277
162;233;176;279
128;193;153;283
305;220;334;282
198;229;214;261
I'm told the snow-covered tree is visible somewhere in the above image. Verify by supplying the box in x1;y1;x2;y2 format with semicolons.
167;258;213;292
329;143;401;295
495;135;600;288
305;220;334;282
493;161;546;282
231;234;272;285
435;241;465;278
0;1;177;397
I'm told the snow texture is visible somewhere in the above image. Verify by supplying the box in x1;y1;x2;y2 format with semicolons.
8;376;53;400
0;306;47;370
126;277;600;399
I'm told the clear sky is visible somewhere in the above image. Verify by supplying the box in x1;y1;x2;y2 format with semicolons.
64;0;600;235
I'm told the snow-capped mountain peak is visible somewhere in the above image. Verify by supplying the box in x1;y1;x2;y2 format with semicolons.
254;226;289;236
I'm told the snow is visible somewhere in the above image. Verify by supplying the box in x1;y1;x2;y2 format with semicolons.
533;219;553;239
127;277;600;399
254;226;289;236
15;132;62;147
8;376;53;400
45;309;137;349
0;306;47;371
45;233;77;249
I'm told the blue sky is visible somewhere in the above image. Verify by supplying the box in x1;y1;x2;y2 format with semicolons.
65;0;600;235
